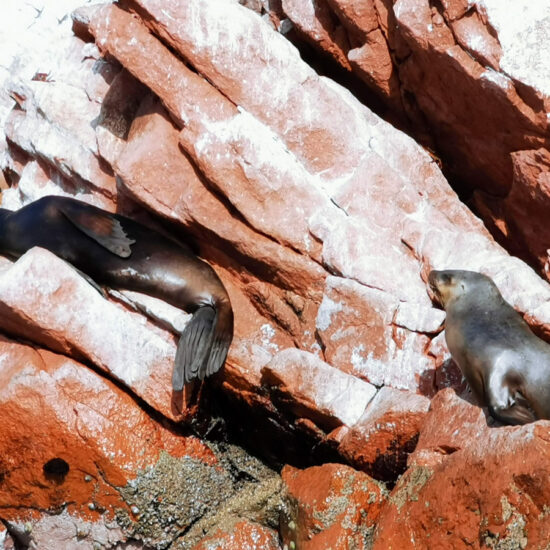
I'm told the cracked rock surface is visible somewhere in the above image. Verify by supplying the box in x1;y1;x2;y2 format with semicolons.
277;0;550;281
2;0;550;548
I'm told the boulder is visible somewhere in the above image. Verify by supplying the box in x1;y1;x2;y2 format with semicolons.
373;389;550;549
282;463;388;549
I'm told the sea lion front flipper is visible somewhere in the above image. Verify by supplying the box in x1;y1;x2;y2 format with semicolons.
487;381;537;425
172;305;216;390
60;207;135;258
489;402;537;425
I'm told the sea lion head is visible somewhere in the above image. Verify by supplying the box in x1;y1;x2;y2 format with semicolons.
428;269;499;308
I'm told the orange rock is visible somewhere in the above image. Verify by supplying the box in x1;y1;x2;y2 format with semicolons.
338;387;430;481
4;3;550;531
262;348;377;430
192;519;281;550
5;97;117;200
315;276;442;391
279;0;550;278
282;0;352;70
282;463;388;549
0;334;215;522
373;388;550;549
0;247;182;421
80;0;550;415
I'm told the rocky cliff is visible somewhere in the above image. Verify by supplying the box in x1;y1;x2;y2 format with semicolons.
1;1;550;549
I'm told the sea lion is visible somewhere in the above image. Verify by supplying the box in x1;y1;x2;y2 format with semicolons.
428;269;550;425
0;195;233;390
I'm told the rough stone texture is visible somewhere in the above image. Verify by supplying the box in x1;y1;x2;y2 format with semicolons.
282;463;388;549
277;0;550;280
0;334;283;550
372;388;550;549
3;0;550;546
337;387;430;481
191;520;281;550
116;446;284;550
0;524;14;550
81;1;550;397
0;247;181;421
262;348;377;430
0;333;216;547
4;513;147;550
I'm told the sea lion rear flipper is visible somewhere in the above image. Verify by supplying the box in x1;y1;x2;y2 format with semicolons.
204;302;233;378
172;305;216;391
172;302;234;389
60;207;135;258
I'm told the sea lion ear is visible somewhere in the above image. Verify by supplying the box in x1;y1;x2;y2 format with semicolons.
60;207;136;258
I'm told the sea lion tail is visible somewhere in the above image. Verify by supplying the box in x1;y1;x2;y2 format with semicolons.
172;301;233;390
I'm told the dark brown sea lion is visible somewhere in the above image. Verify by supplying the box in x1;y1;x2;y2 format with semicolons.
0;195;233;390
428;269;550;425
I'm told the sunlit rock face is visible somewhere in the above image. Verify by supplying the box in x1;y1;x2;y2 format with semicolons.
2;0;550;547
373;389;550;549
278;0;550;279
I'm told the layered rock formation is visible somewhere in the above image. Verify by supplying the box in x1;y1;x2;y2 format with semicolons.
1;0;550;548
279;0;550;279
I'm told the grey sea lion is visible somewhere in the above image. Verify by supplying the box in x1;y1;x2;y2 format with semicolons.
0;195;233;389
428;269;550;425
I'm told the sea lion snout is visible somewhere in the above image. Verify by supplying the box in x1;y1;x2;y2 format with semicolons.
428;269;444;289
428;269;455;287
428;269;451;306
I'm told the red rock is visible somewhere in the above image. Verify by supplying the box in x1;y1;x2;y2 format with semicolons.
0;247;182;421
4;108;117;200
192;520;281;550
124;0;374;178
262;348;377;430
373;388;550;549
81;0;550;407
116;94;324;296
0;334;282;550
82;3;236;128
0;334;214;522
95;68;147;169
338;387;430;481
348;29;401;107
477;148;550;278
4;48;120;200
450;9;502;70
315;276;443;392
87;3;331;264
278;0;550;277
4;0;550;524
326;0;379;40
1;157;113;213
282;463;388;549
282;0;352;70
